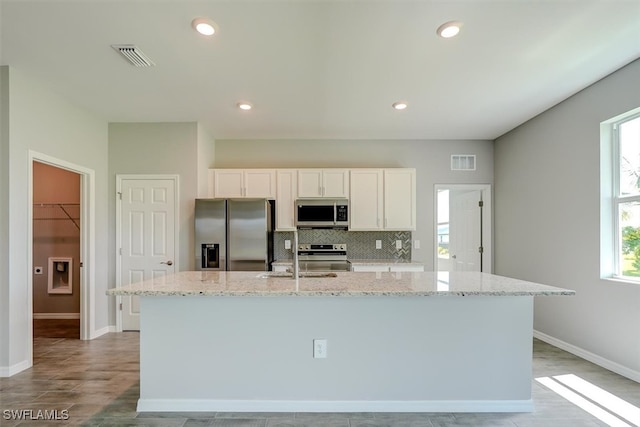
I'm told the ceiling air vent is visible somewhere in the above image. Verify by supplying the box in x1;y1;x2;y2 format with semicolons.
111;44;155;67
451;155;476;171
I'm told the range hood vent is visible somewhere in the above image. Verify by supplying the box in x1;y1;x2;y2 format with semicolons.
111;44;155;67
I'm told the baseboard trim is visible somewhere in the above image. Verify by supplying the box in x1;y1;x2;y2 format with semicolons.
33;313;80;320
533;330;640;383
136;399;534;413
90;325;115;339
0;360;31;378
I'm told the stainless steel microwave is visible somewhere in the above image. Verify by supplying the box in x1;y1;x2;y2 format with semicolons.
295;199;349;229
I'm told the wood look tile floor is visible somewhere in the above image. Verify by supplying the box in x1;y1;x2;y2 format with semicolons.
1;326;638;427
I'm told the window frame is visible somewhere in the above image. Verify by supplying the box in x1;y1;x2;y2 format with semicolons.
611;111;640;281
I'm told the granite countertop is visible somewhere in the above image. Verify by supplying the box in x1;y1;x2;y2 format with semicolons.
106;271;575;297
271;259;425;266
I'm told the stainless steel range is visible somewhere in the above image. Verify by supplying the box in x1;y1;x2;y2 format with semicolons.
297;243;349;272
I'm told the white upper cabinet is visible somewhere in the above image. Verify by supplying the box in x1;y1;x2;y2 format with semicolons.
275;169;297;231
297;169;349;198
211;169;276;199
349;168;416;231
349;169;383;230
384;169;416;230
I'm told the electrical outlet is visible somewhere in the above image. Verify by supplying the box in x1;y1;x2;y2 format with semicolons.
414;240;420;249
396;240;402;250
375;240;382;249
285;240;291;250
34;266;43;275
313;339;327;358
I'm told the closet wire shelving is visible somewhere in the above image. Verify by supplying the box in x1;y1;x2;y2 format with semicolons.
33;203;80;230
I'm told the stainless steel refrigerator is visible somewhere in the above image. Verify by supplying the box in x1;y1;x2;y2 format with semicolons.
195;199;274;271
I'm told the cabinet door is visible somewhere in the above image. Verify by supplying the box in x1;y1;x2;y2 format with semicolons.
351;265;390;272
322;169;350;198
349;169;383;230
244;170;276;198
213;170;244;198
384;169;416;230
297;170;323;197
389;265;424;272
276;170;297;231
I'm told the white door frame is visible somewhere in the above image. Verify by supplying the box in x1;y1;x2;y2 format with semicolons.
434;184;492;273
28;150;96;357
115;174;180;332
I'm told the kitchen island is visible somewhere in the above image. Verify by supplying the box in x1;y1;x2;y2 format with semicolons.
106;271;574;413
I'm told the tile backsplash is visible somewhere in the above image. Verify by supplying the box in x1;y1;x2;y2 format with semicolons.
274;230;412;261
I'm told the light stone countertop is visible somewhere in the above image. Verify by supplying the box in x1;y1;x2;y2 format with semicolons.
105;270;575;297
271;259;425;266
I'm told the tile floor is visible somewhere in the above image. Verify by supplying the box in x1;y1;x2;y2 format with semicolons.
0;331;638;426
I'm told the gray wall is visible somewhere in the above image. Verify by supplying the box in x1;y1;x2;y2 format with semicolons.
214;139;494;268
0;66;109;373
0;66;10;370
494;59;640;378
108;122;200;325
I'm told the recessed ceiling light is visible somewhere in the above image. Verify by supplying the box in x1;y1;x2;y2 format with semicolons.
192;17;218;36
392;101;408;110
237;102;253;111
437;21;462;38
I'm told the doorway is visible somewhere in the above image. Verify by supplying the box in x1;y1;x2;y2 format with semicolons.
435;184;492;273
27;150;95;368
32;162;80;339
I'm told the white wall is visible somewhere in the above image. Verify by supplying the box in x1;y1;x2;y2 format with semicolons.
0;67;10;371
108;122;199;324
0;66;109;374
494;59;640;380
214;139;494;267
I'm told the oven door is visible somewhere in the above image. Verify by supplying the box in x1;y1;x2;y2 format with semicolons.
298;253;350;271
297;260;351;272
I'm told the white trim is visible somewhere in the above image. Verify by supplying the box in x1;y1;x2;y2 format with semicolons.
0;360;30;378
115;174;180;332
91;325;116;339
433;184;492;273
533;330;640;383
136;399;534;413
33;313;80;320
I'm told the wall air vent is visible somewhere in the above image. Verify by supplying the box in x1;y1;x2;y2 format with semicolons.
111;44;155;67
451;155;476;171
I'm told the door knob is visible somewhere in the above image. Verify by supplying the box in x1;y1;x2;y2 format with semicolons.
161;260;173;266
451;255;457;259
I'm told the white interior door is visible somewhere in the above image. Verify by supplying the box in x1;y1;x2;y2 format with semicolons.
449;190;482;272
118;176;177;331
436;185;491;273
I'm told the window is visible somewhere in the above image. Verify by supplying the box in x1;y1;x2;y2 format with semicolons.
612;113;640;280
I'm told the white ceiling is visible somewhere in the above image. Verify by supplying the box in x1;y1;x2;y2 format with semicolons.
1;0;639;141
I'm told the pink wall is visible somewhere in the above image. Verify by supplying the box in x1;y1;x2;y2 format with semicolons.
32;162;80;314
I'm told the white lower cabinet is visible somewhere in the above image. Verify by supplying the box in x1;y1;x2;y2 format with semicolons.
351;265;390;272
389;265;424;272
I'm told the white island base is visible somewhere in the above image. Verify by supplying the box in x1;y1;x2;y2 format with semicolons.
137;295;535;413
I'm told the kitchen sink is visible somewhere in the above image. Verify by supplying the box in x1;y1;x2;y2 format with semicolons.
256;272;338;279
